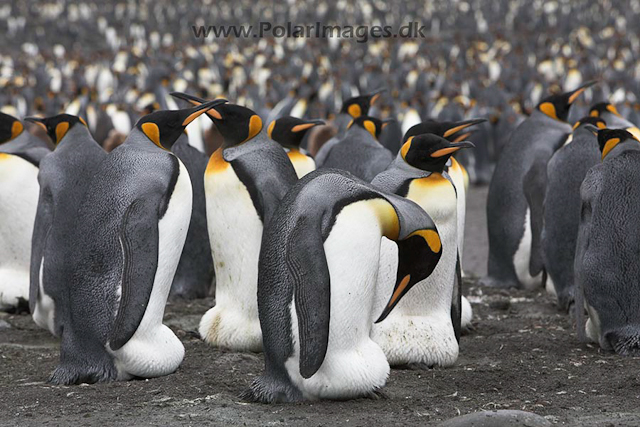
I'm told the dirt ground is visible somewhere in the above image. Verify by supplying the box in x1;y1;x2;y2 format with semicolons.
2;186;640;426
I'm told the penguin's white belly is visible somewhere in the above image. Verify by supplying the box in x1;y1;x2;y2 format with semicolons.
290;154;316;179
199;161;263;351
110;161;191;379
449;164;467;264
372;185;459;367
513;208;542;289
0;154;39;309
285;201;389;400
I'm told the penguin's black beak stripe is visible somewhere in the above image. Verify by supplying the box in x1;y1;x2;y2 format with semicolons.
25;117;47;132
452;132;471;143
170;92;226;120
431;141;475;157
181;98;227;126
443;119;486;138
291;123;318;133
376;274;411;323
568;80;597;104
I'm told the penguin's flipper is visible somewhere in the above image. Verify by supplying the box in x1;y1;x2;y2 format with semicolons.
451;252;462;343
523;159;548;277
108;198;160;351
29;184;54;313
290;219;331;379
225;141;298;225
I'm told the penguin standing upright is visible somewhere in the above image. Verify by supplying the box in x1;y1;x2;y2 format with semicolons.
242;169;442;403
33;101;223;384
575;129;640;354
542;117;605;311
0;113;47;310
482;81;594;289
171;93;299;352
371;134;474;367
169;131;214;299
24;114;106;329
314;90;384;165
267;116;323;178
319;116;394;181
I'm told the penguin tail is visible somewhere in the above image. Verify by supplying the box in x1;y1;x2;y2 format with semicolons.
239;375;303;404
49;361;117;385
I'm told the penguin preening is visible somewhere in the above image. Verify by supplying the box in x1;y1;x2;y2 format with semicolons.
371;134;474;368
242;169;442;403
542;117;605;311
575;129;640;355
24;114;106;331
319;116;394;181
267;116;323;178
314;89;385;165
31;101;222;384
171;93;299;352
0;113;46;311
483;81;595;290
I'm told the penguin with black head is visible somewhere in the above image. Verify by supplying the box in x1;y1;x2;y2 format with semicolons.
267;116;324;178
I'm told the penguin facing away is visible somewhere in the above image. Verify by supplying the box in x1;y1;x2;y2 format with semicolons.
0;114;44;310
169;131;214;300
319;116;394;181
242;169;442;403
541;117;605;311
267;116;324;178
589;102;640;140
24;114;106;329
371;134;474;368
0;111;51;165
575;129;640;355
482;81;595;290
34;100;223;384
171;93;299;352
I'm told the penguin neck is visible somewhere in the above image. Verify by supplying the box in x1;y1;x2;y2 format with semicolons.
0;130;30;151
572;127;598;144
604;142;640;160
125;127;168;150
348;125;379;145
55;125;96;150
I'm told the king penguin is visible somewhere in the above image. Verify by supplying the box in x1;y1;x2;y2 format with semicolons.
24;114;106;329
170;92;299;352
589;102;640;140
33;100;223;384
0;113;48;311
319;116;394;181
482;81;595;290
574;128;640;354
242;169;442;402
542;117;605;311
267;116;324;178
314;90;384;165
371;134;474;368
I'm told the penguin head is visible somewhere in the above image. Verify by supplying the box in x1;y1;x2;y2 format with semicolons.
170;92;261;146
589;102;622;118
375;224;443;324
597;128;640;160
403;118;487;144
536;80;596;122
572;116;607;131
347;116;390;140
400;133;475;172
0;112;24;144
24;114;87;145
267;117;324;148
135;99;227;150
340;89;385;118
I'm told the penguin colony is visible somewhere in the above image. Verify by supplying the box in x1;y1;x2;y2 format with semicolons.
1;0;640;405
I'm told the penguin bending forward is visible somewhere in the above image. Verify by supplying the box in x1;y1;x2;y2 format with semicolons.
575;129;640;355
0;113;47;310
371;134;474;368
242;169;442;402
267;116;323;178
25;114;106;330
33;101;223;384
483;81;594;290
171;93;299;352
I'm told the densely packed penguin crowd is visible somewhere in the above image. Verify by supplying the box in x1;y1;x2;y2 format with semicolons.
1;0;640;405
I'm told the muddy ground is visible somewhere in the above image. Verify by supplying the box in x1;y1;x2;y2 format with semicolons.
2;186;640;426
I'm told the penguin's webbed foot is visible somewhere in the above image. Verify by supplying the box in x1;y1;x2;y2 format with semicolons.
49;363;117;385
239;375;303;403
364;388;388;400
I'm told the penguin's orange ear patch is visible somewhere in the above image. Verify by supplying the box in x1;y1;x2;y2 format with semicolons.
400;136;413;160
539;102;558;120
601;137;620;159
347;104;361;118
11;121;23;139
589;110;599;117
245;115;263;142
141;122;162;148
408;229;442;253
55;122;70;144
597;121;607;129
267;120;276;139
363;120;377;138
